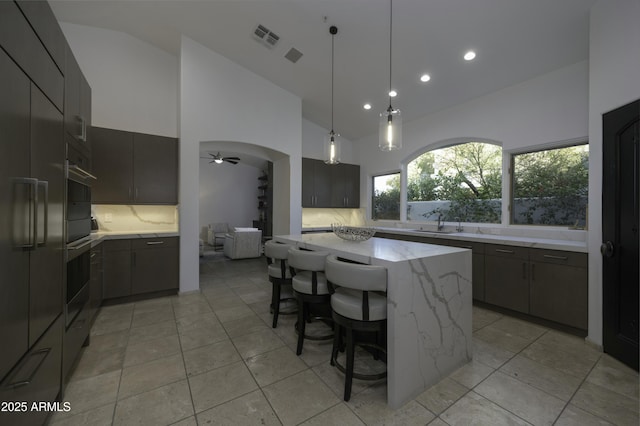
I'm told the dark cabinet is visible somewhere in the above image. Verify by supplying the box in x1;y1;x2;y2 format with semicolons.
0;1;64;112
92;127;178;204
302;158;360;208
0;48;64;381
88;242;104;324
131;238;179;294
64;44;91;155
15;1;66;72
103;240;133;299
484;244;530;314
444;240;486;302
132;133;178;203
529;249;588;329
0;315;63;426
91;127;134;203
103;237;179;300
331;163;360;208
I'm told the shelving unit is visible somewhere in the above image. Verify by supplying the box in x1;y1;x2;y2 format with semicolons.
253;162;273;239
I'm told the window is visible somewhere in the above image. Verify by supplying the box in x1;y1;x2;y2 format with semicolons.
372;173;400;220
512;144;588;226
406;142;502;223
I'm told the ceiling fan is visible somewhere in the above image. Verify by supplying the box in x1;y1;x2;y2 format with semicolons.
201;152;240;165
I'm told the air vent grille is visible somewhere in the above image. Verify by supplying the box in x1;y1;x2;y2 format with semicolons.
253;24;280;49
284;48;303;63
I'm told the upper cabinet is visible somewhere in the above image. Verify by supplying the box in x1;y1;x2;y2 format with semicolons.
302;158;360;208
92;126;178;204
64;45;91;156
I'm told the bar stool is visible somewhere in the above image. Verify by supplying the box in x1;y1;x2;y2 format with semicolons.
288;248;333;355
264;240;295;328
325;254;387;401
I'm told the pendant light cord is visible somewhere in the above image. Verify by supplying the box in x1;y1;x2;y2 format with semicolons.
331;28;335;133
388;0;393;110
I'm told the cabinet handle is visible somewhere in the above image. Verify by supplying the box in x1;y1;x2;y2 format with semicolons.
4;348;51;389
532;263;535;281
146;241;164;245
14;178;38;249
135;187;139;200
133;251;136;267
543;254;568;261
37;180;48;247
495;248;515;254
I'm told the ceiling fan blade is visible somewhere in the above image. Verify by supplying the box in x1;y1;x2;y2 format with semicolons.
225;160;239;164
226;157;241;161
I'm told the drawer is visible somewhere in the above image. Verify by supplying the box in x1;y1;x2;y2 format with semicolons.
0;315;63;426
485;244;529;260
445;240;485;254
132;237;178;250
529;248;587;268
103;239;132;252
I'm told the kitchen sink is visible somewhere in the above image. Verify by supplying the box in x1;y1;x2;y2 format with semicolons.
412;229;458;234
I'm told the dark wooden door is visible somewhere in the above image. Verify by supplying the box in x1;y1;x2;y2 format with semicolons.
602;99;639;370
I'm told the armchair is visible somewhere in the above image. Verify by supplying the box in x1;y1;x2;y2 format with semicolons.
207;223;230;250
223;228;263;259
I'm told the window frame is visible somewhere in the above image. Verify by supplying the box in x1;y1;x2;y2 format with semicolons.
371;171;402;221
509;142;589;227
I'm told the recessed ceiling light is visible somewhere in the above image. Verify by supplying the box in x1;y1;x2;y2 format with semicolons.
363;103;372;110
420;74;431;83
389;90;397;97
464;50;476;61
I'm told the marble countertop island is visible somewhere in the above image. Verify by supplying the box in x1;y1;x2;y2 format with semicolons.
274;233;472;408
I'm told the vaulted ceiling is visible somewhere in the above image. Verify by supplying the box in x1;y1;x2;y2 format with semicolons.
50;0;596;141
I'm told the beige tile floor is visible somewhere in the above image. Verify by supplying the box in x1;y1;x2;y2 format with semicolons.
51;251;639;426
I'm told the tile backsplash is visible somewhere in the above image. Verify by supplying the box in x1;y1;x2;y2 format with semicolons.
92;204;179;232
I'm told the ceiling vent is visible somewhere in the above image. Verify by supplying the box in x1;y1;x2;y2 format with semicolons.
253;24;280;48
284;47;303;63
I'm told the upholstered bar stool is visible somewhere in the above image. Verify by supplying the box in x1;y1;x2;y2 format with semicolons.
264;240;295;328
325;254;388;401
288;248;333;355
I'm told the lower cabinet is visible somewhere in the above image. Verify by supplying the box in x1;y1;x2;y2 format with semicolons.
87;242;103;324
103;237;179;300
0;315;63;426
484;244;530;314
529;249;588;329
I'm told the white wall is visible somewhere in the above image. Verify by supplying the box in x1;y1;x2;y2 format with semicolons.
199;159;263;240
60;22;178;137
355;61;589;220
587;0;640;347
180;36;302;293
302;118;355;164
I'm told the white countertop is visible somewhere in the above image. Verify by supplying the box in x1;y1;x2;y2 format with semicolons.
90;230;179;246
275;233;465;264
373;227;588;253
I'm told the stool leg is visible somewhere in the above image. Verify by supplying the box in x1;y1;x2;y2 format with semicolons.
270;281;276;314
296;297;306;355
330;324;340;366
344;327;355;401
272;282;281;328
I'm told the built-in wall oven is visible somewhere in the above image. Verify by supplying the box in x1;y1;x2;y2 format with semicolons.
65;160;96;327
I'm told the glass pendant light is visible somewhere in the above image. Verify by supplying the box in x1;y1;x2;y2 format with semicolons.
379;0;402;151
324;25;341;164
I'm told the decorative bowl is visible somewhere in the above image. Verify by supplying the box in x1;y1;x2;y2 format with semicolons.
331;224;376;242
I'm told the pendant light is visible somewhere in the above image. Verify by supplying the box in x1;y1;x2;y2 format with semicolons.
379;0;402;151
324;25;341;164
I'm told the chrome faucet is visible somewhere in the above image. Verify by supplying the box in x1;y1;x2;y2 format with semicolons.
455;217;464;232
437;213;444;231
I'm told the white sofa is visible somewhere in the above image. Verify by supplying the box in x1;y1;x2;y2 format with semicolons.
207;223;230;250
223;228;263;259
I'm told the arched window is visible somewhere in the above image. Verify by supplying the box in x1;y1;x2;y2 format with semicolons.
406;142;502;223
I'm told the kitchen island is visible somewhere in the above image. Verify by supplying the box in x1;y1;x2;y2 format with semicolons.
274;233;472;408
